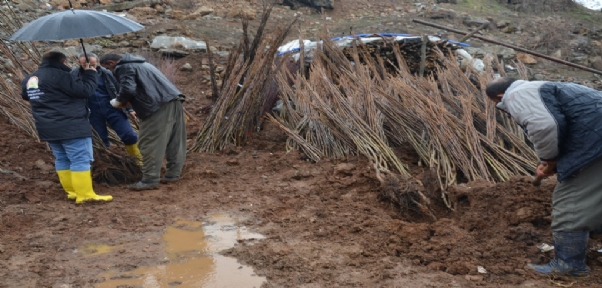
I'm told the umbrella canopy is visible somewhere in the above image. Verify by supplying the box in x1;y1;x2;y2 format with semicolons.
9;9;143;41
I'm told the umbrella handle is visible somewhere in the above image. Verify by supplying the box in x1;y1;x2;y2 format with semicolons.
68;0;73;9
80;39;89;63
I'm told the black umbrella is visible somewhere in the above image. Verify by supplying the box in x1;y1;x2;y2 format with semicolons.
9;0;143;62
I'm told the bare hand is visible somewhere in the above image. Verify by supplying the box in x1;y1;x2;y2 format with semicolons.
129;111;137;120
83;62;96;71
536;161;557;178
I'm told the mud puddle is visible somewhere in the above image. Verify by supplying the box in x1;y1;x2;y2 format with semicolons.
95;214;265;288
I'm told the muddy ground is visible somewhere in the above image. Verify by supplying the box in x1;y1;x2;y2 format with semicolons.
1;56;601;287
3;0;602;287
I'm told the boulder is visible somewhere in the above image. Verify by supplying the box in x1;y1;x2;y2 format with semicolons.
158;49;189;58
427;9;456;19
462;17;490;28
517;53;537;64
93;0;157;12
282;0;334;10
180;63;193;71
151;36;207;52
501;25;516;33
496;20;509;28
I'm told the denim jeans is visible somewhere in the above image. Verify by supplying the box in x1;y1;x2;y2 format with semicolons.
47;137;94;172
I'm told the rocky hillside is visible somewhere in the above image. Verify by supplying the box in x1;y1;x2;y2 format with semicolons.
1;0;602;87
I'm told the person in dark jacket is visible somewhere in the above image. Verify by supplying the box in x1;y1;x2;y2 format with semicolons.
485;77;602;276
100;53;186;191
71;53;142;163
21;51;112;204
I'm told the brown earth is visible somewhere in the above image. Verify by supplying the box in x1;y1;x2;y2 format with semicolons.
2;0;602;287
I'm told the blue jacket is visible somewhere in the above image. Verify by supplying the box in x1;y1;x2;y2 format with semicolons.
21;59;97;141
497;80;602;181
71;65;134;113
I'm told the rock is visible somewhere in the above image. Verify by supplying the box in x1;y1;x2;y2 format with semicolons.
151;36;207;51
501;25;516;33
180;63;192;71
463;17;490;28
488;46;516;60
437;0;457;3
170;10;186;20
227;6;257;20
17;0;36;11
34;159;53;172
517;53;537;64
60;44;103;58
282;0;334;10
127;7;157;18
99;0;112;4
570;36;591;49
154;4;164;13
194;6;214;16
465;275;484;281
496;20;509;28
94;0;153;12
533;73;546;81
427;9;456;19
49;0;81;9
158;49;190;58
551;49;562;58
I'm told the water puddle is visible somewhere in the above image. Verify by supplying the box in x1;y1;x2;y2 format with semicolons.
95;214;265;288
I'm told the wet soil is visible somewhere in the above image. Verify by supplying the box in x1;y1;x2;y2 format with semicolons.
2;1;602;287
2;85;602;287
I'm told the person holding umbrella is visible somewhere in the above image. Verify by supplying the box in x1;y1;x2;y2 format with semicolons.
101;53;187;191
21;51;113;204
71;52;142;163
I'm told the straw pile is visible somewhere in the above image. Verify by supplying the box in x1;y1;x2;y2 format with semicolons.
268;37;537;213
0;5;141;184
189;8;538;216
189;5;298;152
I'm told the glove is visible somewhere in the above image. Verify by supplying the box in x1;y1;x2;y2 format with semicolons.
110;99;125;108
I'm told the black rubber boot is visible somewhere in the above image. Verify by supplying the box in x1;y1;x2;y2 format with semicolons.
527;231;590;276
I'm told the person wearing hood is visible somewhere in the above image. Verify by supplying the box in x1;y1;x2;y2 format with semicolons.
485;77;602;277
71;53;142;163
100;53;186;191
21;51;113;204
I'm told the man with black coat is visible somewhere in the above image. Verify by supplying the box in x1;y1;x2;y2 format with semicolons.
100;53;186;191
21;51;112;204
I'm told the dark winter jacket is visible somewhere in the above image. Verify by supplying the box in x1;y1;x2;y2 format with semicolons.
71;65;133;113
497;80;602;181
21;59;98;142
113;53;183;120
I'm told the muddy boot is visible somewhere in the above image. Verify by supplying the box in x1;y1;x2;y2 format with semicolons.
56;170;77;200
527;231;590;276
71;170;113;204
125;143;143;166
127;181;159;191
160;176;179;184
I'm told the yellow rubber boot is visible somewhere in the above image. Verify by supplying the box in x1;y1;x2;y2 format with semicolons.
125;143;143;166
71;170;113;204
56;170;77;200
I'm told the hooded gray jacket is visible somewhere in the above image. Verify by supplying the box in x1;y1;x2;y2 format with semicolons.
113;53;183;119
497;80;602;181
